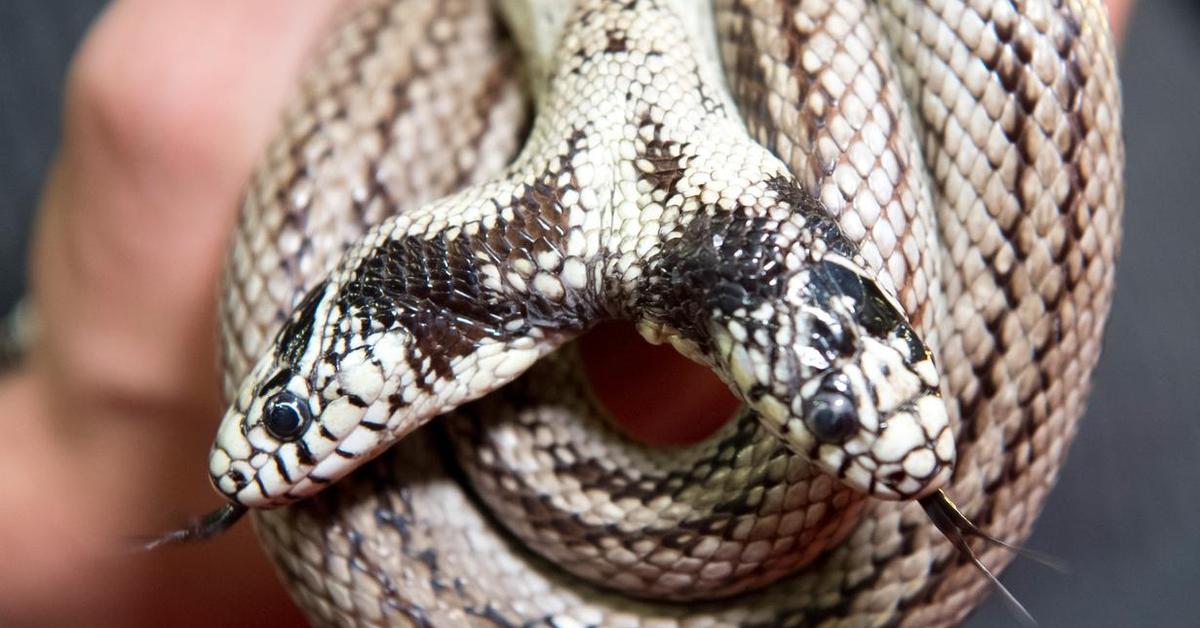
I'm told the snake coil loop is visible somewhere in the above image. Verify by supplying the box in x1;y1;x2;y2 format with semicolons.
158;0;1124;625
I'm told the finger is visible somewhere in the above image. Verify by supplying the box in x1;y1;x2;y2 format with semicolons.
1106;0;1134;46
31;0;346;413
4;1;347;626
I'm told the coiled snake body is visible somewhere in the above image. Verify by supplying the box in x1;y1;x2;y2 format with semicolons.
193;0;1122;625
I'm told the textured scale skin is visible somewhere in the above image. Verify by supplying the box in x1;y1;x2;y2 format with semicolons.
218;0;528;401
213;0;952;507
216;0;1124;626
445;349;867;601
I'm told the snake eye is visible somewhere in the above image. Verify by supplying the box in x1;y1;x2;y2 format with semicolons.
263;392;311;441
805;391;858;444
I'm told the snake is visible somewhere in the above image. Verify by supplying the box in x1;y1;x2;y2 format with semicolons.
144;0;1123;625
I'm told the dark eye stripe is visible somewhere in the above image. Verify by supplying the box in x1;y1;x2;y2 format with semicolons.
256;369;294;398
276;280;329;366
816;261;905;337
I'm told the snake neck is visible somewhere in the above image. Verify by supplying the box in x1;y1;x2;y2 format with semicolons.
208;0;951;507
490;0;953;499
498;0;727;106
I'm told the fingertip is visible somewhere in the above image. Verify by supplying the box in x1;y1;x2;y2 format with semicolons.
65;0;347;188
31;1;350;410
1105;0;1134;46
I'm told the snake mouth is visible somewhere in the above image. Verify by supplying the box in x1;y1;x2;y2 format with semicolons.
141;502;249;551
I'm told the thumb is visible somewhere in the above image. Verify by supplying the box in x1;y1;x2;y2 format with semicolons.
4;2;346;626
31;0;346;413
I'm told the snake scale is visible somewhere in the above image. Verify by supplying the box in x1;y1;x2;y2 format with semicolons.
165;0;1123;626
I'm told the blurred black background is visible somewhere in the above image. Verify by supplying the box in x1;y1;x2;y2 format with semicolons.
2;2;1198;627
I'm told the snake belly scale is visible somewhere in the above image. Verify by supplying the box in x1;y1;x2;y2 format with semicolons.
194;0;1124;626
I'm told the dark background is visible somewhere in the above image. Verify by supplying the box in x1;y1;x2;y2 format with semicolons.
2;2;1197;627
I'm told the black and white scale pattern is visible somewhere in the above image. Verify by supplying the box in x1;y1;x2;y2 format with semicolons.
210;0;951;510
207;0;1123;625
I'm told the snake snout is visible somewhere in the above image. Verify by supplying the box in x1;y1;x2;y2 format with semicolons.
851;401;955;500
782;328;954;501
206;356;329;508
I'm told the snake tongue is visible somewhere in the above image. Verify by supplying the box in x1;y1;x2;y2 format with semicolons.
920;489;1062;627
141;503;248;551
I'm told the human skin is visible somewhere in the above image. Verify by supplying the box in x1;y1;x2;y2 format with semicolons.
0;1;1132;626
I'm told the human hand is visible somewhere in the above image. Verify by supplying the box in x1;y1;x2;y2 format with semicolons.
0;1;345;626
0;1;1132;627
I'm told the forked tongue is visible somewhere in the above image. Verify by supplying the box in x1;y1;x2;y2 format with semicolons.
141;503;248;551
920;489;1065;626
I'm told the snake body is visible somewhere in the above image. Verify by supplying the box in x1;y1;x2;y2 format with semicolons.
206;0;1123;625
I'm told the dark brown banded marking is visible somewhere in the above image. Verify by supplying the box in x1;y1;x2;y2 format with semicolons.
717;0;937;335
952;6;1091;440
882;3;1111;619
956;0;1103;531
242;0;398;266
342;529;410;623
636;177;850;352
334;174;594;387
764;175;855;256
338;229;523;380
446;378;864;599
351;1;488;217
604;28;628;53
720;0;816;160
636;116;689;197
638;206;788;351
450;46;531;191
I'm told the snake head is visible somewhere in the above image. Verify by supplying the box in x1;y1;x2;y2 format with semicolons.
646;208;954;500
208;280;373;508
209;360;322;507
719;255;954;500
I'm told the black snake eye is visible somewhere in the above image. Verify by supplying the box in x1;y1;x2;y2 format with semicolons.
263;392;311;441
805;392;859;444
